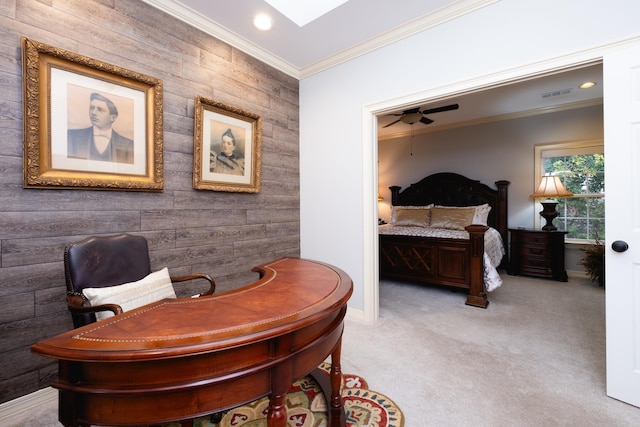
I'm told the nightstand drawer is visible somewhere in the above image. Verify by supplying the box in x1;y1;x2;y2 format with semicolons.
518;234;552;247
520;265;553;277
519;256;552;269
508;228;568;282
517;246;547;257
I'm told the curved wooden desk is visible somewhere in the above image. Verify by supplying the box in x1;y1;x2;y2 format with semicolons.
31;258;353;427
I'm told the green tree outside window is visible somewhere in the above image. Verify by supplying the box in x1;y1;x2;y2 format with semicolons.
543;153;604;240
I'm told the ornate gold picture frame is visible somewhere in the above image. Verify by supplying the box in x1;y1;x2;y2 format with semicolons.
193;96;262;193
21;37;164;191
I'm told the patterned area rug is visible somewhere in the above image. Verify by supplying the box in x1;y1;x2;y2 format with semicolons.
168;363;403;427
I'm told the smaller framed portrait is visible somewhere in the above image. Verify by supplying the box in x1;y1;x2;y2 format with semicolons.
21;37;163;191
193;96;262;193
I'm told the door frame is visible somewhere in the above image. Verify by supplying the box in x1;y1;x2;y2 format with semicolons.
362;34;640;324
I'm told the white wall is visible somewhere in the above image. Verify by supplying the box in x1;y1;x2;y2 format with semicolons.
378;105;604;228
299;0;640;317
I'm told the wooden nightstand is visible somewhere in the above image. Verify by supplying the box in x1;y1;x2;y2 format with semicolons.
509;228;568;282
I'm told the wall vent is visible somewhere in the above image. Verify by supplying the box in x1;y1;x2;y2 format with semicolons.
542;88;572;98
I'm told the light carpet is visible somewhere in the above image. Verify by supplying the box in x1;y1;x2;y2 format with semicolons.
338;274;640;426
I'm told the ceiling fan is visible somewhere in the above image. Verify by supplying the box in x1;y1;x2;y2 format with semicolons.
382;103;459;128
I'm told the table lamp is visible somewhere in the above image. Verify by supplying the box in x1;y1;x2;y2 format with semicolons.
530;175;573;231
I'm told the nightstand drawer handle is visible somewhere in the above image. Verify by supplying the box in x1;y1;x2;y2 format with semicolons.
612;240;629;253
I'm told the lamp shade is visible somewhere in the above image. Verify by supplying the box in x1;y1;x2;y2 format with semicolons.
531;175;573;199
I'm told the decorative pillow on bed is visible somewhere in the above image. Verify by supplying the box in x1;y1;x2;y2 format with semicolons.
394;207;431;227
390;205;433;225
430;207;476;230
83;267;176;321
473;204;492;225
434;204;492;225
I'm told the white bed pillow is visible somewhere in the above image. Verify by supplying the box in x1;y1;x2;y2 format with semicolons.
473;204;492;225
83;267;176;321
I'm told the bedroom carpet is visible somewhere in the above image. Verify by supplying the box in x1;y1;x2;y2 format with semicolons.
339;274;640;426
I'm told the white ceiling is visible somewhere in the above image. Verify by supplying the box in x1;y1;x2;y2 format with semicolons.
143;0;485;77
142;0;603;138
377;63;603;139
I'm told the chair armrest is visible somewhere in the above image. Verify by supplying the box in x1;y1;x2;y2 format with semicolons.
67;294;123;316
170;273;216;296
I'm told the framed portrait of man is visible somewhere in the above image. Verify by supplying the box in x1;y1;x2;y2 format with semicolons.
193;96;262;193
21;37;163;191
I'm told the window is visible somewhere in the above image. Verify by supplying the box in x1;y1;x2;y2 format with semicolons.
534;140;604;241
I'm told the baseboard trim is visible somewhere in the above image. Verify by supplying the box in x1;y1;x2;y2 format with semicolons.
0;387;56;423
567;269;589;279
346;306;365;323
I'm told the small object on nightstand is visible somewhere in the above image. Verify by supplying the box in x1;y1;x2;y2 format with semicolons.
378;218;387;225
508;228;568;281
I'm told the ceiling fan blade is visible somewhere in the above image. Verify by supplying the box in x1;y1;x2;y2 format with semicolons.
421;103;459;114
382;119;402;128
402;107;421;115
420;117;434;125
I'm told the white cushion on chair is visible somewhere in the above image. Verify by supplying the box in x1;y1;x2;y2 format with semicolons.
83;267;176;321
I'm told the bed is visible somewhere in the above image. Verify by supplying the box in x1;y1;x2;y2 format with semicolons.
378;172;510;308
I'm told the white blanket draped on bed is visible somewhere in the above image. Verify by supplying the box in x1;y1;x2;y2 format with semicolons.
378;224;505;291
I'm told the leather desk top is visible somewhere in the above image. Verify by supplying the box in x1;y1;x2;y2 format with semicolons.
32;257;353;361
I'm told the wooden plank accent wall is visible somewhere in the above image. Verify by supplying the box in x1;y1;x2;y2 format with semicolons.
0;0;300;403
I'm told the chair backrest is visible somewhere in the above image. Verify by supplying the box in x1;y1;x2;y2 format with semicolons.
64;234;153;327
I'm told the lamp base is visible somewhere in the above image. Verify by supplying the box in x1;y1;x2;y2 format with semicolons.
539;200;559;231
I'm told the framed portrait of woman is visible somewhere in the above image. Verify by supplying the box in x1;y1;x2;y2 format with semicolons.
193;96;262;193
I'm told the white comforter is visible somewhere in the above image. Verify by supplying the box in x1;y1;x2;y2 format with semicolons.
378;224;505;291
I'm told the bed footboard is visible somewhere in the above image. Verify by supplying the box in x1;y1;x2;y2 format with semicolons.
379;225;489;308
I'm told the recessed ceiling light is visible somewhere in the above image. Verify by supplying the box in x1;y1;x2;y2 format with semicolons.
253;14;273;31
579;81;597;89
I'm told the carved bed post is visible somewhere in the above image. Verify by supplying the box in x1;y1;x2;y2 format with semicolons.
465;224;489;308
389;186;402;206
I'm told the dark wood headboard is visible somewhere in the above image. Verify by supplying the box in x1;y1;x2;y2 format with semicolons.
389;172;510;245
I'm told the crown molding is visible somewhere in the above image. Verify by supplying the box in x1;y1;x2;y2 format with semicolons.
299;0;499;79
140;0;300;78
142;0;498;80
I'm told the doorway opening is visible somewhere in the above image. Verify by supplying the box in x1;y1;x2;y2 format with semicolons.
366;61;603;323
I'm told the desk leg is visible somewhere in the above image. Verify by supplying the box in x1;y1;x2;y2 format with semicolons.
310;338;346;427
267;392;287;427
329;338;346;427
267;359;291;427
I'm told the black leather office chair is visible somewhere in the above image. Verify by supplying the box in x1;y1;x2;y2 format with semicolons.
64;233;216;328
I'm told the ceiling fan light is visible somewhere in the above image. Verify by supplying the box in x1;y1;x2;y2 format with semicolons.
400;112;423;125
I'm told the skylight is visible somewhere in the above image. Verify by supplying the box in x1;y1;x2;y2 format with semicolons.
264;0;349;27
